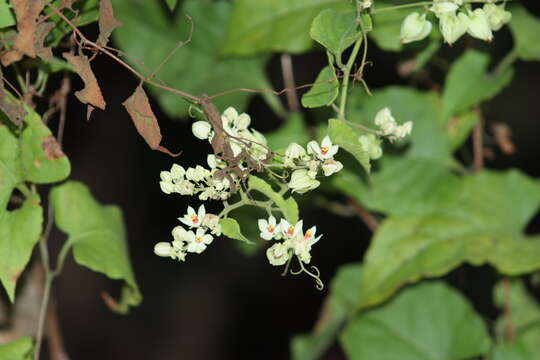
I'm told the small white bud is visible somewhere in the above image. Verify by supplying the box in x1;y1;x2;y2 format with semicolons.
170;164;185;180
430;1;459;16
358;134;383;160
400;13;432;44
483;3;511;31
285;143;306;160
466;9;493;42
321;159;344;176
192;121;212;140
288;169;320;194
266;243;290;266
235;113;251;130
394;121;413;139
160;181;175;194
374;108;397;136
154;242;172;257
439;12;468;45
160;171;172;182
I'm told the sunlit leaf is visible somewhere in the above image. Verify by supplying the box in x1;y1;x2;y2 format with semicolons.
0;337;34;360
0;0;15;29
301;65;339;109
220;217;251;243
51;181;142;314
310;9;357;57
341;282;491;360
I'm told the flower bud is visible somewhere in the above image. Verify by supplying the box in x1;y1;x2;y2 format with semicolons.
235;113;251;130
154;242;172;257
266;243;289;266
160;171;172;182
374;108;397;136
159;181;175;194
439;12;468;45
466;8;493;42
394;121;413;139
172;226;188;242
400;13;432;44
483;3;511;31
170;164;185;180
430;1;459;16
288;169;320;194
321;159;343;176
203;214;222;236
358;134;383;160
192;121;212;140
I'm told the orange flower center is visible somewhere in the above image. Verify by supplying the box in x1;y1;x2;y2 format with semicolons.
304;230;312;240
191;215;199;224
195;236;203;244
321;146;329;155
267;224;275;233
287;226;294;236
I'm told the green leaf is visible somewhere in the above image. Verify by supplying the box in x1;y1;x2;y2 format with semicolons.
301;65;339;108
51;181;141;314
359;170;540;309
310;9;357;57
220;217;251;243
20;109;70;184
509;4;540;61
442;50;514;119
0;194;43;302
221;0;353;55
248;176;298;223
164;0;178;11
327;118;370;172
0;337;34;360
0;122;23;211
47;0;100;46
369;1;410;51
333;157;461;217
0;0;15;29
447;111;481;151
341;282;491;360
492;344;532;360
113;0;273;117
291;264;362;360
494;280;540;359
265;112;309;151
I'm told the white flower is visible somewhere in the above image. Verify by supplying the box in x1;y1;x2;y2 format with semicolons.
293;226;322;263
358;134;383;160
235;113;251;130
266;243;290;266
307;136;339;160
400;13;432;44
466;8;493;42
160;181;174;194
202;214;222;235
439;12;468;45
160;171;172;182
280;219;303;239
186;228;213;254
374;107;397;136
231;142;243;157
186;166;210;182
207;154;226;169
285;143;306;160
288;169;320;194
394;121;413;139
484;3;511;31
258;216;280;240
430;1;459;16
307;160;319;179
174;180;195;195
154;242;172;257
170;164;185;180
172;225;189;242
179;205;206;228
321;159;343;176
192;121;212;140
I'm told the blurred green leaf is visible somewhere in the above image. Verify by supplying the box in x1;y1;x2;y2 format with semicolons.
328;118;370;172
291;264;362;360
51;181;141;314
221;0;353;55
220;217;251;243
301;65;339;108
492;344;532;360
341;282;491;360
20;109;71;184
248;176;298;223
310;9;357;57
494;280;540;359
113;0;273;117
509;4;540;61
0;0;15;29
359;170;540;309
266;113;309;151
369;1;410;51
442;50;514;119
0;337;34;360
0;194;42;302
0;121;23;212
164;0;178;11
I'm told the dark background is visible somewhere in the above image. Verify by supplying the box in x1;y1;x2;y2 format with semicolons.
6;1;540;359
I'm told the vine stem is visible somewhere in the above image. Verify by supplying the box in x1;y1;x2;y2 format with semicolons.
338;35;363;120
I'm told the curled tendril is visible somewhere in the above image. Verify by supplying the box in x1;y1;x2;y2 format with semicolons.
289;256;324;290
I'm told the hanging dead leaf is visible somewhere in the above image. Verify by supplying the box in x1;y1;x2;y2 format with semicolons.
97;0;123;46
1;0;45;66
0;68;26;126
62;53;106;110
34;22;55;61
492;122;516;155
122;85;180;156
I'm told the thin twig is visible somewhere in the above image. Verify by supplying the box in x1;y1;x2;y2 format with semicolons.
280;54;299;112
57;74;70;147
472;117;484;171
46;301;70;360
347;198;379;232
503;277;514;342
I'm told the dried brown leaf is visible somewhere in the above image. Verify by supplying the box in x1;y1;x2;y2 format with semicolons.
122;85;180;156
63;53;106;110
35;22;55;61
0;68;26;126
492;122;516;155
1;0;45;66
97;0;123;46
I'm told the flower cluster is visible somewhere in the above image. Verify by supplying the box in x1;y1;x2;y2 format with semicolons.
259;216;322;266
154;205;222;261
400;0;512;45
192;107;269;161
282;136;343;193
159;156;234;201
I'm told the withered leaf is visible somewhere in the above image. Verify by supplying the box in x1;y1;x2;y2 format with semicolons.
34;22;55;62
63;53;106;111
1;0;45;66
0;68;26;126
122;85;180;156
97;0;123;46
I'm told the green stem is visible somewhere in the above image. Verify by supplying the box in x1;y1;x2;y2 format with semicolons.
492;49;518;77
338;35;363;120
34;273;53;360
